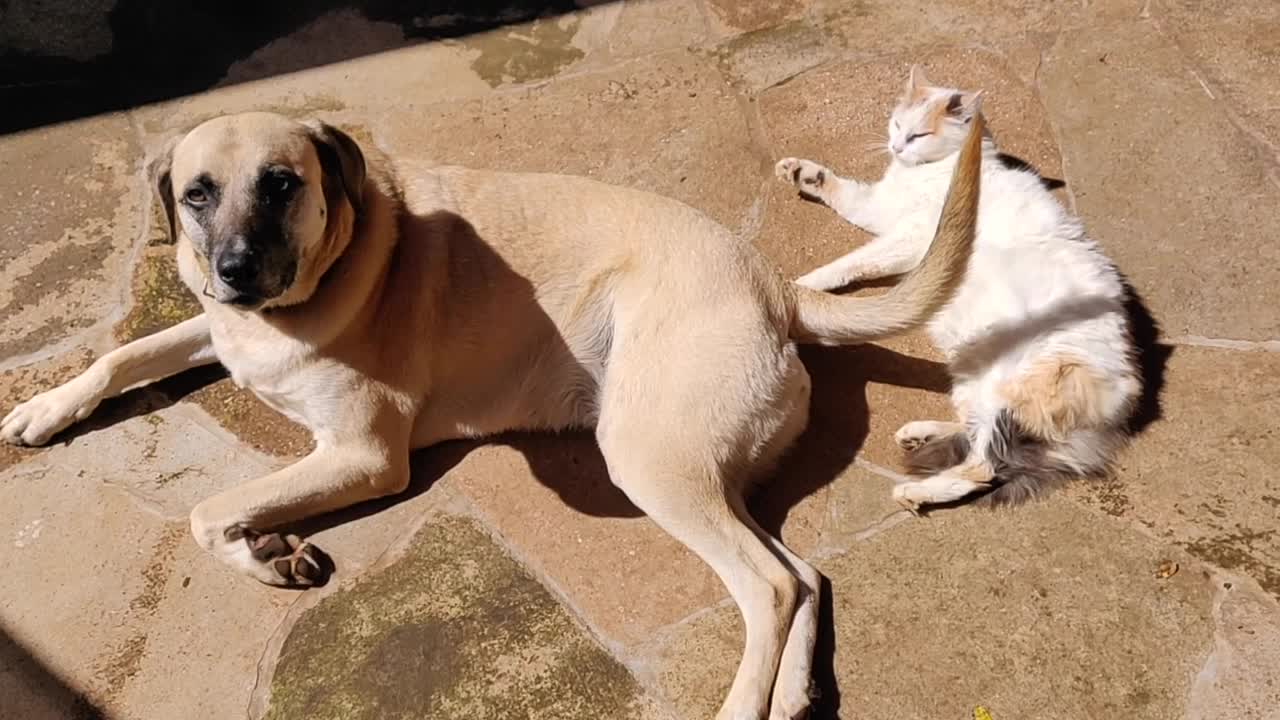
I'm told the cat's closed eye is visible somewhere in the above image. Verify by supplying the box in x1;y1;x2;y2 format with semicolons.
906;132;931;143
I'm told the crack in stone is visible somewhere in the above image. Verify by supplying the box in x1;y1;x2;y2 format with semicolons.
853;457;911;484
1168;335;1280;353
1034;30;1080;216
851;510;912;541
246;593;307;720
639;596;737;649
1184;573;1231;720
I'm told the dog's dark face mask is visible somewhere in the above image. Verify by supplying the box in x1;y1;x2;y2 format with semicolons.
150;113;365;311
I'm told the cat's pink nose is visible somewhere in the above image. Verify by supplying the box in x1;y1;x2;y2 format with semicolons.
891;141;905;154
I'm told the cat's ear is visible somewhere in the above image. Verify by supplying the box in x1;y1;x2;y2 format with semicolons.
946;90;984;121
902;64;930;101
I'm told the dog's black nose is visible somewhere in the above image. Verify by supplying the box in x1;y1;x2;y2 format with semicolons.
215;238;258;291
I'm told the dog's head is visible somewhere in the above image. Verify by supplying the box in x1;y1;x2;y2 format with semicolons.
150;112;366;310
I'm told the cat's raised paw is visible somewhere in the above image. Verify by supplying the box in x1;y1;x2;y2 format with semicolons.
775;157;829;201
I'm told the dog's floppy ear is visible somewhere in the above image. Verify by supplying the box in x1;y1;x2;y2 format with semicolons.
305;120;367;213
147;136;179;245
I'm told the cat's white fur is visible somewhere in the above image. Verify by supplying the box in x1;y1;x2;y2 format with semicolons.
776;66;1140;510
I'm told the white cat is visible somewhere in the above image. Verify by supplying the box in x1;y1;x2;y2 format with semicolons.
776;66;1141;510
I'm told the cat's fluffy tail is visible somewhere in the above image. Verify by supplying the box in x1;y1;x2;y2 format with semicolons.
903;410;1082;507
788;109;984;346
976;410;1078;507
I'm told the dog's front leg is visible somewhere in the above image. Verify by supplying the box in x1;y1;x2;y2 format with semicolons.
2;315;216;446
188;418;410;586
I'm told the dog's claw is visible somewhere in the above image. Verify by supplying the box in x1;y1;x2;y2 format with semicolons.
233;526;333;587
272;540;329;586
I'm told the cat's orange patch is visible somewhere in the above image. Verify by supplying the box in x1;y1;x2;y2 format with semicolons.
908;85;932;105
957;459;995;485
1001;355;1110;441
920;97;952;136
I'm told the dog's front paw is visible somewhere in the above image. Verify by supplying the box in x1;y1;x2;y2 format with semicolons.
224;525;332;587
775;157;830;202
1;378;104;447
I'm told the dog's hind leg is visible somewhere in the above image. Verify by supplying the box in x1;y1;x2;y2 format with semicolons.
738;359;821;720
748;509;821;720
597;332;816;719
597;436;796;720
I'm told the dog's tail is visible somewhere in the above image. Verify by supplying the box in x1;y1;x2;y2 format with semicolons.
788;110;985;346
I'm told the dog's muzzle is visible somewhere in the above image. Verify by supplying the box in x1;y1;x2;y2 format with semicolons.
214;236;262;301
212;233;301;309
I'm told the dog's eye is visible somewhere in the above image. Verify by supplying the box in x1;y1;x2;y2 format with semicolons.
906;132;931;143
263;171;300;201
184;188;209;205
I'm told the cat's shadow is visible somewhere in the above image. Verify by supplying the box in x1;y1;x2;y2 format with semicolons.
1119;278;1171;435
996;151;1066;191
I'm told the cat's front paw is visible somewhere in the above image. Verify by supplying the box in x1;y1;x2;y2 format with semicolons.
775;157;831;203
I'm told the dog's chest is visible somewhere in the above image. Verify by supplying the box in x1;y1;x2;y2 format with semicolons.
226;357;318;429
210;324;317;428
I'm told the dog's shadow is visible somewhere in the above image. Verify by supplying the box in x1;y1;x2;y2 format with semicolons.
31;308;1169;720
40;335;943;720
316;341;948;720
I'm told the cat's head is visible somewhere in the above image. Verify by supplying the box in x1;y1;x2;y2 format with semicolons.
887;66;984;166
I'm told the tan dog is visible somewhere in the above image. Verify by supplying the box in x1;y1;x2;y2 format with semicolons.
2;111;983;720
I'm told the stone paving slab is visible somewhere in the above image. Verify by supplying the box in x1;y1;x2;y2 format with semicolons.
1040;22;1280;340
0;113;142;367
28;404;276;519
1184;568;1280;720
0;417;293;719
379;48;768;236
592;0;709;62
261;509;667;720
1072;346;1280;600
1156;0;1280;151
0;466;285;719
651;496;1222;719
